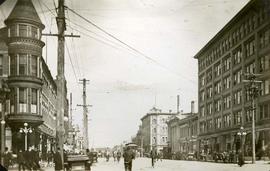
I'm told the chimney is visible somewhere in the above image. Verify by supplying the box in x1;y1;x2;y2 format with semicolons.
177;95;180;114
191;101;195;114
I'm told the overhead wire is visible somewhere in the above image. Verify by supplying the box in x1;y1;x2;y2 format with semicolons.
66;7;82;78
65;41;79;84
67;7;197;85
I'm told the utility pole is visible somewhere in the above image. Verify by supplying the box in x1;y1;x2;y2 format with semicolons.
77;78;92;150
42;0;80;163
243;72;262;164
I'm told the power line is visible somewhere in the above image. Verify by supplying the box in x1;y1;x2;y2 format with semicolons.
67;7;197;85
65;41;79;85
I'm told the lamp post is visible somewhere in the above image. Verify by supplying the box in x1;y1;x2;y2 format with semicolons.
19;123;33;151
237;126;247;162
0;79;10;165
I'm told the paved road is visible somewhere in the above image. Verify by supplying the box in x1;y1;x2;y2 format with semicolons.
7;158;270;171
91;157;270;171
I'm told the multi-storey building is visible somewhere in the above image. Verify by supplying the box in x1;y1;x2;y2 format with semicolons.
0;0;69;153
141;107;176;153
167;113;198;155
194;0;270;156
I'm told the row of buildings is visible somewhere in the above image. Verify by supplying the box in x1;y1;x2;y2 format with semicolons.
133;0;270;159
0;0;82;155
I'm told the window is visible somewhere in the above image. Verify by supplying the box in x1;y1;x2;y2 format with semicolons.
233;111;242;125
233;69;242;85
9;88;15;113
19;24;27;37
233;90;242;105
233;48;242;65
200;121;206;133
31;56;37;76
223;75;231;89
31;88;37;114
214;99;222;112
214;81;222;94
200;74;205;87
200;106;205;117
19;54;27;75
10;55;17;75
223;114;231;128
261;79;270;95
152;119;156;124
19;87;27;113
214;117;222;129
245;39;255;57
245;108;252;122
223;56;231;72
206;119;212;131
206;69;212;82
206;103;212;115
31;26;39;39
245;61;255;74
9;24;17;37
259;104;269;119
223;95;231;109
259;55;270;72
259;28;270;48
214;62;222;77
206;86;212;98
200;91;205;101
0;55;3;76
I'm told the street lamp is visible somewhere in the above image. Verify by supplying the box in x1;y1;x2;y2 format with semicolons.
19;123;33;151
237;126;247;161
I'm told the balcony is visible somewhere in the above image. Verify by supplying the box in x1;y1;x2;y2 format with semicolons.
6;113;43;128
8;75;43;87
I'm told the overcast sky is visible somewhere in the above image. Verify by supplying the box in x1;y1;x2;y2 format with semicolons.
0;0;250;148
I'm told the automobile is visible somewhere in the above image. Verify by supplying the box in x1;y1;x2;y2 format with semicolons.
186;152;196;160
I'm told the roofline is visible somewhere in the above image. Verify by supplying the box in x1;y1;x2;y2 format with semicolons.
141;113;177;121
194;0;256;59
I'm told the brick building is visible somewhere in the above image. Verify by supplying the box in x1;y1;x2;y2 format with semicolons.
194;0;270;157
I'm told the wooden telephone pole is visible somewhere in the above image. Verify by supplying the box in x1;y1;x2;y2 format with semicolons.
43;0;79;163
77;78;92;150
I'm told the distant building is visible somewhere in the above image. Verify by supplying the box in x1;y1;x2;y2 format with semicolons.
141;107;176;153
167;113;198;155
194;0;270;156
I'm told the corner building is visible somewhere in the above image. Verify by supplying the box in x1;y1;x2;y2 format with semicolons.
0;0;57;152
194;0;270;157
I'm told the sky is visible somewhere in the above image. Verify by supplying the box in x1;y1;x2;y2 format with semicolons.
0;0;250;148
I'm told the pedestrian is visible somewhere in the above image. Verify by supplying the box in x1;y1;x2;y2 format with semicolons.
150;149;156;168
17;150;25;171
123;147;135;171
117;150;121;163
237;150;244;167
0;164;7;171
3;147;12;169
54;147;63;171
86;149;92;171
32;148;41;170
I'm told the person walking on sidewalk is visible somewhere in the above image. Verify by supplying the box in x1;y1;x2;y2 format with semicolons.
237;150;244;167
54;148;63;171
123;147;135;171
17;150;25;171
150;149;156;168
3;147;12;170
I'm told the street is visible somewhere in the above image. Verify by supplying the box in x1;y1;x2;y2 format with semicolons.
91;158;270;171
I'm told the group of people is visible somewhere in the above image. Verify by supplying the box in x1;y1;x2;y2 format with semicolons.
0;147;64;171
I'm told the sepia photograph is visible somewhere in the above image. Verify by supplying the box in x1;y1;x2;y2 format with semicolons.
0;0;269;170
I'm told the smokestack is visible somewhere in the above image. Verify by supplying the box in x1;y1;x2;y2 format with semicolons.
191;101;195;114
177;95;180;114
